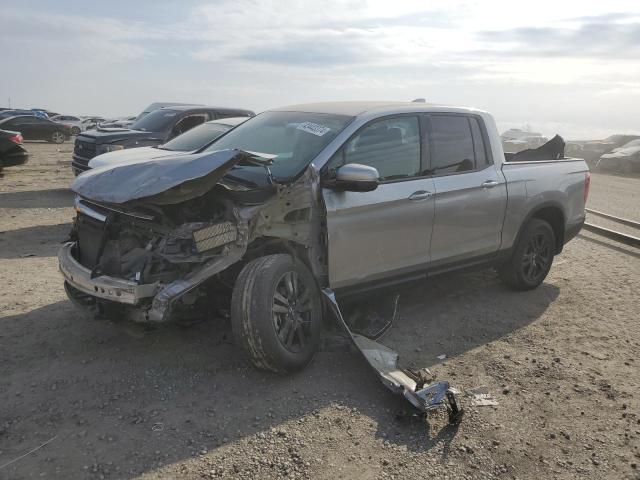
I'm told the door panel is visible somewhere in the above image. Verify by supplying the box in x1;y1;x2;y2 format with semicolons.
430;166;507;265
426;114;507;265
324;178;436;288
323;115;434;289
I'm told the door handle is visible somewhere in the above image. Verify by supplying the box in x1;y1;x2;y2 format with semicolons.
481;180;499;188
408;190;433;201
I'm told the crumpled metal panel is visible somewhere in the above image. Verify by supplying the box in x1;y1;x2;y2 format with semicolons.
322;289;463;422
71;149;264;205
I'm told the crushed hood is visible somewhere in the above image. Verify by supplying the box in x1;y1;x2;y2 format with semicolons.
72;149;271;205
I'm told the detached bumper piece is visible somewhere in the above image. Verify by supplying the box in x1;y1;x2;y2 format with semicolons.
322;289;463;424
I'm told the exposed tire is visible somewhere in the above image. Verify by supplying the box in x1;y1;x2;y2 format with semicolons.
231;254;322;373
71;126;81;135
499;218;555;291
51;131;65;144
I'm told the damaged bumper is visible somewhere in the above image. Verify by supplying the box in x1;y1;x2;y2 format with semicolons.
58;242;158;305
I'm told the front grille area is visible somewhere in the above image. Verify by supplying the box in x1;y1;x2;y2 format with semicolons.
74;139;97;161
76;213;105;269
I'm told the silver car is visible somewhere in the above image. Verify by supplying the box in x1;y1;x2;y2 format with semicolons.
59;101;589;373
50;115;84;135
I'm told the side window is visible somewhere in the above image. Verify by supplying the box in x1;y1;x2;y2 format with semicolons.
331;116;421;181
470;117;489;168
18;117;37;124
429;115;475;175
173;114;207;135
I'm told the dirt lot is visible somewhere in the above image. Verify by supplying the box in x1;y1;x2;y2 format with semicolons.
1;142;639;480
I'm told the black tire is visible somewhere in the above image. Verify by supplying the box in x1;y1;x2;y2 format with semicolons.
499;218;555;291
71;126;81;135
231;254;322;373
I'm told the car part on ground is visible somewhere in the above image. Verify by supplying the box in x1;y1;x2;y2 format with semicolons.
322;290;464;423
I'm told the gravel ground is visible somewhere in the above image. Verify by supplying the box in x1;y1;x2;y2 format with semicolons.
1;143;639;479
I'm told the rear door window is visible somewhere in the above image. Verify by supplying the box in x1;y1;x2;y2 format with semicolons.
428;115;476;175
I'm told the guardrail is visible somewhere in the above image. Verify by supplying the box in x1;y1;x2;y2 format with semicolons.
584;208;640;248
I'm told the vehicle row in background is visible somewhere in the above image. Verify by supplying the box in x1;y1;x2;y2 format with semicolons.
72;105;254;175
88;116;249;170
595;138;640;174
0;116;72;143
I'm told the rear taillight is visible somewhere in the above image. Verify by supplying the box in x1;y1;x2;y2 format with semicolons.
584;171;591;203
9;134;23;144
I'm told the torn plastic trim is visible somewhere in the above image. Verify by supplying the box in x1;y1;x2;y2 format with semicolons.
321;289;463;422
71;149;274;205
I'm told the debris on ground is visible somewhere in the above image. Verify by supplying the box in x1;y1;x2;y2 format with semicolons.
465;386;499;406
322;289;464;424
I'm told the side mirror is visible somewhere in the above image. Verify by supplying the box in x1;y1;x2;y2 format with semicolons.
334;163;379;192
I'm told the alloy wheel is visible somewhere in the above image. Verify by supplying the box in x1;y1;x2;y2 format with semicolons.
521;232;551;283
272;271;313;353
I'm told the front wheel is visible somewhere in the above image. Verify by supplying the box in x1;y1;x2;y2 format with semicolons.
71;126;81;135
499;218;555;290
51;131;65;144
231;254;322;373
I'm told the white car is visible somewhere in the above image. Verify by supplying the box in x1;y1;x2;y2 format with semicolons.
50;115;84;135
87;117;249;170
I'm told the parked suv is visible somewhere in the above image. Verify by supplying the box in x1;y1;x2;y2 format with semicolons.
60;102;589;373
71;106;254;175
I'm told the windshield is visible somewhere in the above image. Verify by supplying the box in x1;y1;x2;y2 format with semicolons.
161;123;231;151
130;109;180;132
623;139;640;148
204;111;353;179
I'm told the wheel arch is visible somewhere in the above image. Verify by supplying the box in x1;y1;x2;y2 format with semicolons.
516;202;566;255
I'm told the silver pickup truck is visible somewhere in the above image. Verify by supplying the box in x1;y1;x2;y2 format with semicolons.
59;102;590;373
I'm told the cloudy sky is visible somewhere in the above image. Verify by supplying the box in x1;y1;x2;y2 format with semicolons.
2;0;639;138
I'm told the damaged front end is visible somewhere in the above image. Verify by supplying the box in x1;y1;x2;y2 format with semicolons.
60;149;324;324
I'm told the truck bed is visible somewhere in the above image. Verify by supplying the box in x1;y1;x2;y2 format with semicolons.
499;156;589;251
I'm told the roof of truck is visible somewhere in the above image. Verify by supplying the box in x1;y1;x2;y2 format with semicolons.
271;101;483;117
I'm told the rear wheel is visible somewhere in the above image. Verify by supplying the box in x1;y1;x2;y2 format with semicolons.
71;126;81;135
51;131;65;144
231;254;322;373
499;218;555;290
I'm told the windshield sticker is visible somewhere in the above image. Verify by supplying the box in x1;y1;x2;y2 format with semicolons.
296;122;331;137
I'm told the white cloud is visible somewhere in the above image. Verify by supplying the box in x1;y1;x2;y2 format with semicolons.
1;0;639;138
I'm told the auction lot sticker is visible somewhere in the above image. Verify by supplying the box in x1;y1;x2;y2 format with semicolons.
296;122;332;136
